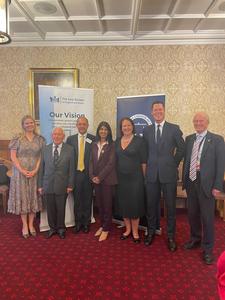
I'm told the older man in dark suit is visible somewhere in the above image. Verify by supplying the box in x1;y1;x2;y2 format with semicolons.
38;127;74;239
143;101;185;251
183;112;225;264
66;116;95;233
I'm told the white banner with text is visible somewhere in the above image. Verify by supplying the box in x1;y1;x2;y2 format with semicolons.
38;85;94;231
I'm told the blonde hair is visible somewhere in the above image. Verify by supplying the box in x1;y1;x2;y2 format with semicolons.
20;115;38;136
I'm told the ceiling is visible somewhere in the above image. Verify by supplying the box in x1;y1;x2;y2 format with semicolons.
6;0;225;46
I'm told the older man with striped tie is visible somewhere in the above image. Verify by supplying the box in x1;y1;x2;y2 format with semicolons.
38;128;75;239
183;112;225;265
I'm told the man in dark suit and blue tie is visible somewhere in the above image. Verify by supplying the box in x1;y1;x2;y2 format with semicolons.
66;116;95;233
38;128;74;239
183;112;225;264
143;101;185;251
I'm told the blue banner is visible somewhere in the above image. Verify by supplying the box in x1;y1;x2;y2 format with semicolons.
117;94;165;137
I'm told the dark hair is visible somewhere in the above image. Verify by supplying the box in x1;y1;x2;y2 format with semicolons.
95;121;113;144
119;117;135;136
151;101;165;110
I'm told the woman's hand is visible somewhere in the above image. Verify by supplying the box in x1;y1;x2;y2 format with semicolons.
27;169;37;177
20;168;29;177
38;188;43;195
21;169;37;178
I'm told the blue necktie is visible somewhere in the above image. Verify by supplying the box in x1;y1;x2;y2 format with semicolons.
156;124;161;144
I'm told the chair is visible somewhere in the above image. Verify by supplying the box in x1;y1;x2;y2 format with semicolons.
215;192;225;221
176;160;187;207
0;159;12;214
0;185;9;214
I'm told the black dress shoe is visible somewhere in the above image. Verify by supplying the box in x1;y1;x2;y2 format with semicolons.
144;234;154;246
168;239;177;252
58;231;66;239
132;237;141;244
82;225;90;233
120;233;131;240
184;240;201;250
73;225;81;234
46;230;56;239
203;253;214;265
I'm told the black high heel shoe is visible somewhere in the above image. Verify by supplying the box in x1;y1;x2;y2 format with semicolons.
30;230;37;237
132;236;141;244
22;231;29;239
120;233;131;240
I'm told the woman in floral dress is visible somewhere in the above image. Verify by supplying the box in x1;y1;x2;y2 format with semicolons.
8;115;45;238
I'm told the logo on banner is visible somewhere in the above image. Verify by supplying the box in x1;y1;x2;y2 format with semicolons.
49;95;84;104
130;114;152;136
50;96;60;103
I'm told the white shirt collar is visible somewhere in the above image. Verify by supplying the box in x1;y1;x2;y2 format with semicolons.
78;133;87;138
155;120;165;128
196;130;207;138
53;143;63;149
97;141;108;147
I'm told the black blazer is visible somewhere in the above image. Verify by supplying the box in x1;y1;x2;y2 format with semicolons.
182;131;225;197
66;133;95;177
143;121;185;183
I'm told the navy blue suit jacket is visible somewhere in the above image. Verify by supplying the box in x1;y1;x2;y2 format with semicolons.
143;121;185;183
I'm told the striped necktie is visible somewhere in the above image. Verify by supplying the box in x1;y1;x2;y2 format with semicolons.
189;135;202;181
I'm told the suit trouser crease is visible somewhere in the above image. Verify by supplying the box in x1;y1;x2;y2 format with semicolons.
46;193;67;231
94;184;113;232
73;171;92;226
146;180;176;239
187;176;215;252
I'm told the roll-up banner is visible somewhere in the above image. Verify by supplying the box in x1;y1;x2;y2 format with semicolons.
38;85;94;231
38;85;94;144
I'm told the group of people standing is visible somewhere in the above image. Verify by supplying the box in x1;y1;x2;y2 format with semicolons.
7;100;225;265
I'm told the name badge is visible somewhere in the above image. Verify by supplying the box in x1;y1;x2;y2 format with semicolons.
86;138;93;144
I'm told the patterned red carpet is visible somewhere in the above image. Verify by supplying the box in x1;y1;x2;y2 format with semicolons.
0;212;224;300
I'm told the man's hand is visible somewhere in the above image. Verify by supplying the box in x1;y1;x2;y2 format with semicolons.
212;188;220;197
67;187;73;193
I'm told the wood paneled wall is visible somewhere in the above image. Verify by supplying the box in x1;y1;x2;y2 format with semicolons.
0;140;10;160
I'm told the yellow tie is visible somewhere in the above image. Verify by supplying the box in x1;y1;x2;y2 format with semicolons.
78;135;85;171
